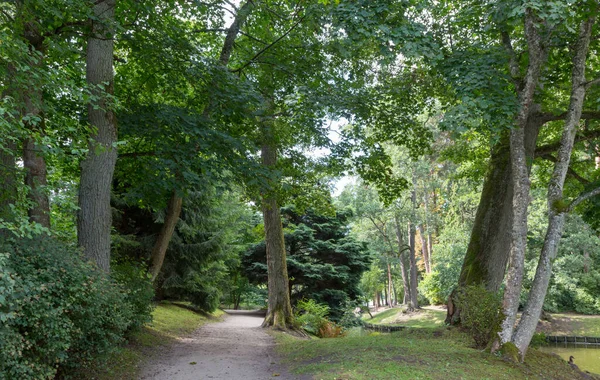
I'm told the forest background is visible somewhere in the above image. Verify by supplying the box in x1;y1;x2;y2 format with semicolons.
1;0;600;378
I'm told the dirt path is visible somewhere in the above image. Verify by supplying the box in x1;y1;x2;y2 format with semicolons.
140;310;305;380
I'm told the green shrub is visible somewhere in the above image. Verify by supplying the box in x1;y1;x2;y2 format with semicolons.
454;285;503;348
529;332;548;347
111;262;155;332
338;300;364;328
0;237;152;379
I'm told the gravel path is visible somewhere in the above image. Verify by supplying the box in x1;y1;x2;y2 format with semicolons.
140;310;306;380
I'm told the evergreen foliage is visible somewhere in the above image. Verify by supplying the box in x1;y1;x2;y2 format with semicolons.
243;207;370;321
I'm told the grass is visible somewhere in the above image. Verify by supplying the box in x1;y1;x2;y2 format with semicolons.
558;313;600;336
536;312;600;337
363;306;446;328
87;301;224;380
275;327;597;380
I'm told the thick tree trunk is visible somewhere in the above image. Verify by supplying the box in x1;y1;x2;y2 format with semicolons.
149;191;183;282
498;9;546;347
446;113;543;324
78;0;117;272
260;120;294;329
446;19;546;326
394;215;411;306
408;221;419;310
21;26;50;228
418;224;431;273
23;137;50;227
512;16;595;359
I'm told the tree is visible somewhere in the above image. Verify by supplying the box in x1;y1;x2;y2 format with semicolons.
77;0;118;272
243;206;371;321
511;11;599;358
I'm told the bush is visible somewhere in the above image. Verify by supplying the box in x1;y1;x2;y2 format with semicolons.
338;300;364;328
454;285;503;348
111;262;155;332
0;237;152;379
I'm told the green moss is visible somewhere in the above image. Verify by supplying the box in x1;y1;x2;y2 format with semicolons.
500;342;520;362
552;199;569;213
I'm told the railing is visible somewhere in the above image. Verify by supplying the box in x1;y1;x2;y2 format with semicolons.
363;322;406;332
546;336;600;345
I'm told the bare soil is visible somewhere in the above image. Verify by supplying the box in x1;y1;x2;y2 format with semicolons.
140;310;306;380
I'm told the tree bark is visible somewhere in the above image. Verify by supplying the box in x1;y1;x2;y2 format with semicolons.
408;221;419;310
512;15;595;359
21;21;50;228
446;111;543;324
498;9;546;346
78;0;117;272
394;214;411;306
418;224;431;273
427;233;433;266
260;116;294;329
148;192;183;281
387;259;393;307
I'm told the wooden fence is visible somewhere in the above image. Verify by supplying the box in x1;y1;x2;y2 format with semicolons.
363;323;406;332
546;336;600;345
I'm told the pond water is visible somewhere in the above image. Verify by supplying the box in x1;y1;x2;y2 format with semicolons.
538;344;600;375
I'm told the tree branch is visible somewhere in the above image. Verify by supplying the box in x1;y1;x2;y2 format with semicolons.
538;110;600;124
538;154;590;184
535;127;600;156
501;31;522;89
231;13;306;73
567;186;600;212
583;77;600;89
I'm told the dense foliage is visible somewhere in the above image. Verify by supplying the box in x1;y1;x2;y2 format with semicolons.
0;238;152;379
243;207;370;321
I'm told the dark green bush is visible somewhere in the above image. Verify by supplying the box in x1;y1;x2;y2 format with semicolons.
0;237;153;379
454;285;504;348
111;262;155;332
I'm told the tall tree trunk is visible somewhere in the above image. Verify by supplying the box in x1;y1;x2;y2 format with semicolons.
148;192;183;281
21;23;50;228
498;9;546;347
408;221;419;310
146;1;254;278
383;281;388;306
260;118;294;329
387;259;393;307
394;215;411;306
392;265;398;305
512;15;595;359
446;113;543;323
418;224;431;273
427;233;433;266
78;0;117;272
446;23;546;326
